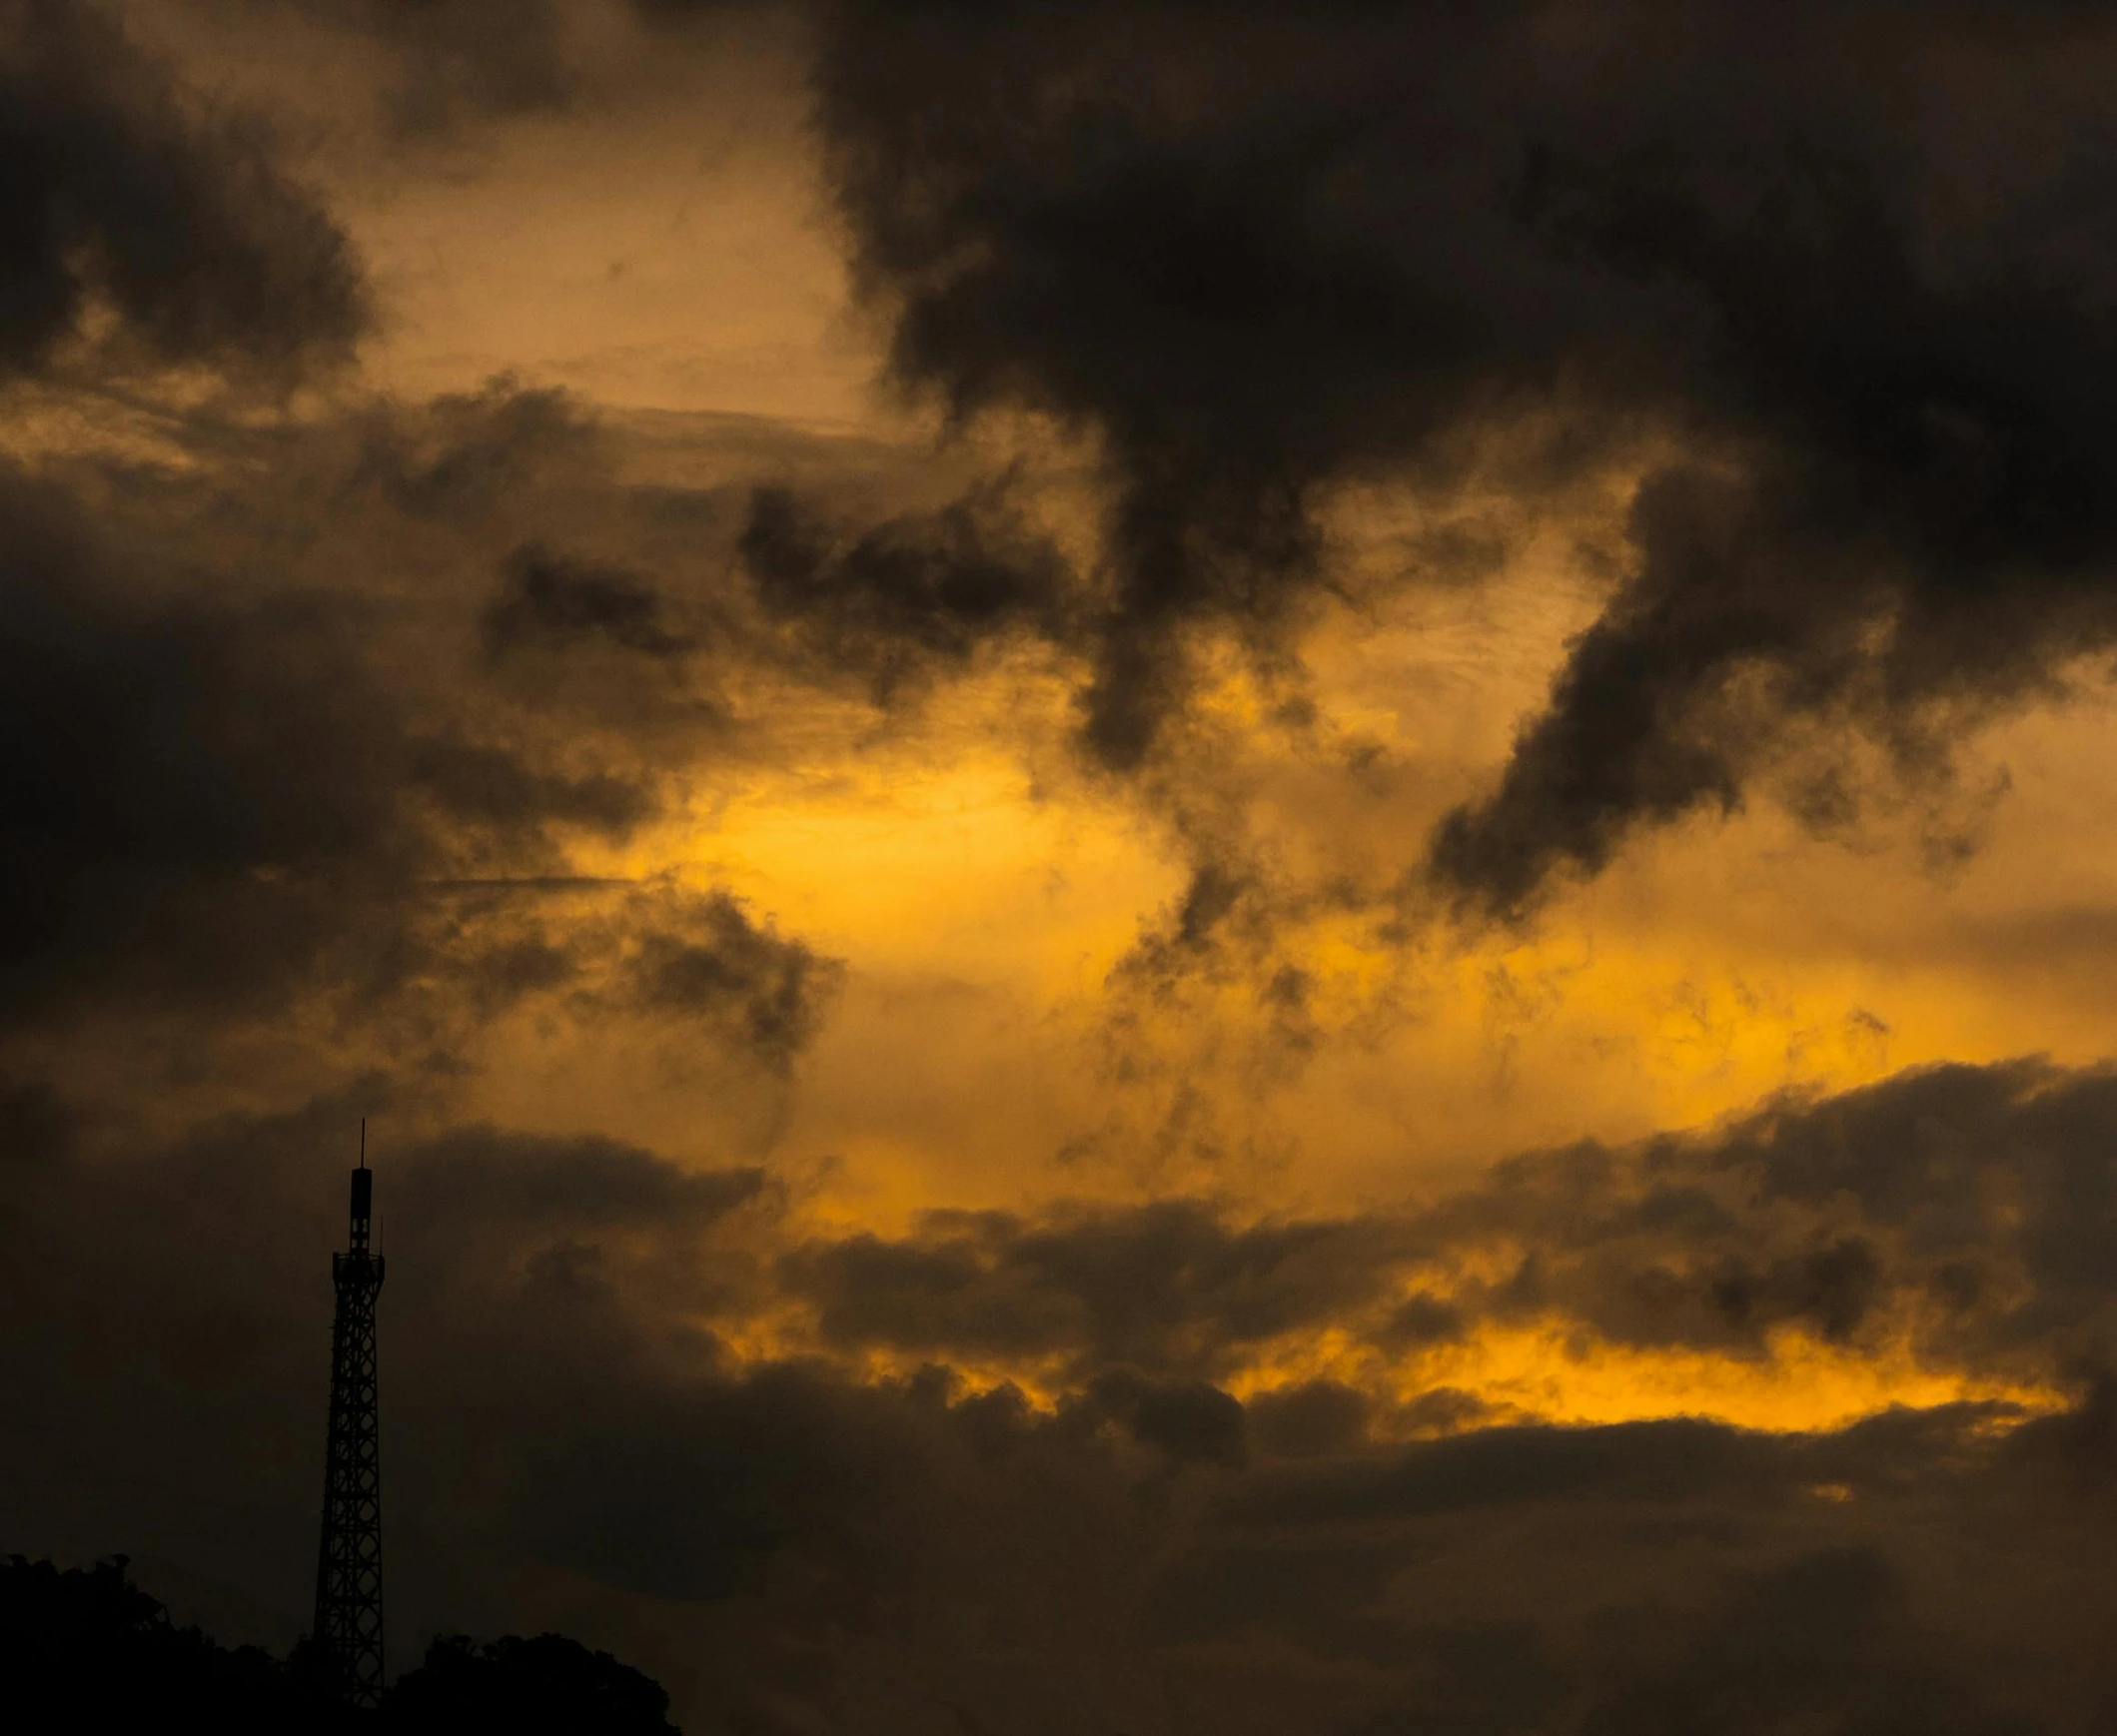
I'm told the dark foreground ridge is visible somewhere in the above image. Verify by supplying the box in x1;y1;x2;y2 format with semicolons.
3;1554;679;1735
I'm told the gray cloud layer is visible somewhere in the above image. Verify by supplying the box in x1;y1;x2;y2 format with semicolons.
783;1059;2117;1390
10;1060;2117;1730
813;0;2117;908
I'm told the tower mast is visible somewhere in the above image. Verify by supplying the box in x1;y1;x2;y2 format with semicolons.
313;1120;386;1706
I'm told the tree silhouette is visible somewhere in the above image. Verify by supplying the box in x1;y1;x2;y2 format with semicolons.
3;1554;302;1733
2;1555;681;1734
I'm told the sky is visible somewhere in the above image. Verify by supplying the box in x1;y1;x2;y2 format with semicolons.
9;1;2117;1730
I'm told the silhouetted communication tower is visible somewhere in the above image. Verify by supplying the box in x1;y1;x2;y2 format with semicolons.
313;1124;386;1706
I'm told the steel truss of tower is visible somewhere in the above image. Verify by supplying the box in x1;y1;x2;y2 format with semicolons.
314;1159;386;1707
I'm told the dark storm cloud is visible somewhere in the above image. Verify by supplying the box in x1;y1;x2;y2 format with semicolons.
0;0;364;379
386;881;843;1073
815;0;2117;905
616;888;843;1071
483;544;692;661
388;1125;766;1235
12;1084;2117;1732
1177;1394;2117;1731
370;385;1077;719
0;468;409;1020
349;379;607;525
780;1059;2117;1390
736;477;1080;702
1227;1414;1790;1526
783;1199;1403;1379
1414;1057;2117;1377
424;404;1095;721
1080;1367;1248;1468
0;462;660;1025
0;368;881;1069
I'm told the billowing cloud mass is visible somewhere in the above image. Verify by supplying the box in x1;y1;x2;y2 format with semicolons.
736;479;1080;702
815;0;2117;908
14;2;2117;1732
0;0;365;377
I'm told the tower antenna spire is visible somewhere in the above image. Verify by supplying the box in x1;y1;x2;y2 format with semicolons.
312;1124;386;1706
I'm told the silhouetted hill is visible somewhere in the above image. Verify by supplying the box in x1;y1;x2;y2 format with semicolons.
3;1555;679;1735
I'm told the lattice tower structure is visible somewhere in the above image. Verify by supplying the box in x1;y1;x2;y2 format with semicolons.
313;1158;386;1707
